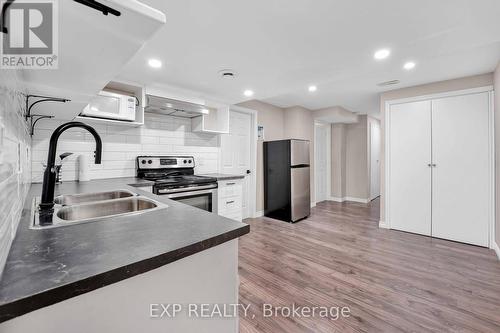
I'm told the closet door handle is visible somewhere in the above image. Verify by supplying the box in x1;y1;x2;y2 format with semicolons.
427;163;437;167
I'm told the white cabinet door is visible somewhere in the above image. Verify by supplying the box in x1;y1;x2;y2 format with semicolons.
389;100;432;236
431;93;490;246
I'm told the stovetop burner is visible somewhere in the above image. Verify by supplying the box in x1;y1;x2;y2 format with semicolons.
137;156;217;187
153;175;216;186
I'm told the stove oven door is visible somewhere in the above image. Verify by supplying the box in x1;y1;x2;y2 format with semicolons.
160;188;218;213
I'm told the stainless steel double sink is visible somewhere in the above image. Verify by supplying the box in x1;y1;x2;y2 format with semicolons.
31;189;167;229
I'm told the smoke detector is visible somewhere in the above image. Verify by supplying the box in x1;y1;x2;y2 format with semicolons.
218;69;237;79
377;80;400;87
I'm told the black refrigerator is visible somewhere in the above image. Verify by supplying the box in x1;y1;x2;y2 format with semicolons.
264;139;310;223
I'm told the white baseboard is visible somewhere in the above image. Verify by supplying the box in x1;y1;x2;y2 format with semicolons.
492;241;500;261
345;197;369;204
254;210;264;218
311;202;316;208
329;196;369;204
379;220;390;229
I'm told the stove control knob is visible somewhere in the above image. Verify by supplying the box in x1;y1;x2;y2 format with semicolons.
141;160;146;164
183;160;187;164
148;160;153;164
188;160;192;164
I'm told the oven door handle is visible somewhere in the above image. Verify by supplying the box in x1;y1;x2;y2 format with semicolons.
163;188;217;199
157;184;217;194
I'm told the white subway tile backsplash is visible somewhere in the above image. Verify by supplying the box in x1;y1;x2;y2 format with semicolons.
31;113;221;182
0;70;31;277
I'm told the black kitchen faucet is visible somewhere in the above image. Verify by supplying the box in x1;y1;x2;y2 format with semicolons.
38;121;102;224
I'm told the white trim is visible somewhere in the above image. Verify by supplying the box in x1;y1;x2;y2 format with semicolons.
328;196;369;204
492;241;500;260
255;210;264;218
378;220;390;229
386;86;494;106
384;86;495;248
329;196;344;202
489;90;496;250
311;202;316;208
345;197;370;204
222;105;258;221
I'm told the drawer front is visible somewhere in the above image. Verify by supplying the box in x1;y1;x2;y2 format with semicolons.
218;180;243;198
218;195;242;213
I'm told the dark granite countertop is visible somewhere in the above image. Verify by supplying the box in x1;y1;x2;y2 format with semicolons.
199;173;245;181
0;177;249;322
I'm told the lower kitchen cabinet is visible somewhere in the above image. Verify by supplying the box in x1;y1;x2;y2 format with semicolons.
218;180;243;222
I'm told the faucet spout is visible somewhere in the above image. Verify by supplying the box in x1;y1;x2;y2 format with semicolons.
39;121;102;224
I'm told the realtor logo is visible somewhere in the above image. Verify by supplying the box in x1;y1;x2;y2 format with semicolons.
1;0;58;69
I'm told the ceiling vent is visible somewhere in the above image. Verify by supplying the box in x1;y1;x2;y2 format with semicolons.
377;79;400;87
219;69;237;79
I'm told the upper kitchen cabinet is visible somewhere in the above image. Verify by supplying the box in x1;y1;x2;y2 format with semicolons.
191;104;229;134
21;0;165;120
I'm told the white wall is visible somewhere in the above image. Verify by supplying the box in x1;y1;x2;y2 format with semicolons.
283;106;315;205
31;113;220;182
0;70;31;277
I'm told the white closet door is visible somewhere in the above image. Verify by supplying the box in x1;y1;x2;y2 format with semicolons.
389;101;432;236
370;122;381;200
431;92;490;246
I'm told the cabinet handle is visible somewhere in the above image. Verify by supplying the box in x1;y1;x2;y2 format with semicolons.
226;200;235;204
427;163;437;167
226;182;236;186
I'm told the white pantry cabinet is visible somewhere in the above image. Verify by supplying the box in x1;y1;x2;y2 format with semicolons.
217;179;243;222
387;89;493;247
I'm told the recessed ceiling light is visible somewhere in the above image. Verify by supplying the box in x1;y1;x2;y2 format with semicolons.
308;85;317;92
403;61;416;70
374;49;390;60
243;90;254;97
148;58;162;68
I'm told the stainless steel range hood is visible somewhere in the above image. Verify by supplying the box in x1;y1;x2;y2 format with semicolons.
144;94;210;118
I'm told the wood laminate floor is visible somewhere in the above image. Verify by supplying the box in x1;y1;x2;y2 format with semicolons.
238;199;500;333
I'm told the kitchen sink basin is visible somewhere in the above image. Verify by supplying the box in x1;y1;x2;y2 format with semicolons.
54;189;136;205
57;197;159;221
31;194;168;229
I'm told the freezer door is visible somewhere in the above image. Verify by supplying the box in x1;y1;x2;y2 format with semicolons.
290;140;310;166
290;166;310;221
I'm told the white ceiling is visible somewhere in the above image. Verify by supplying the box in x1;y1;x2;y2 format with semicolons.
118;0;500;116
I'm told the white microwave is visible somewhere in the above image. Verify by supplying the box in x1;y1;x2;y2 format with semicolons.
81;90;137;121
